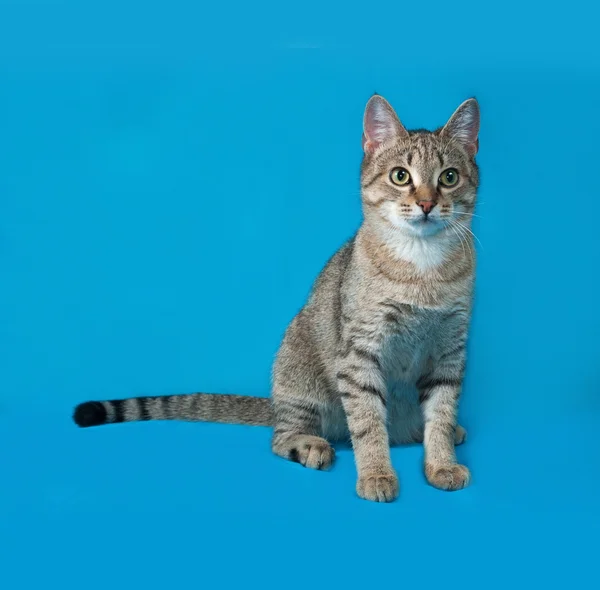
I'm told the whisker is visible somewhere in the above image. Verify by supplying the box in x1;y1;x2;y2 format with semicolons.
449;220;474;260
448;222;467;260
456;211;483;219
454;220;484;251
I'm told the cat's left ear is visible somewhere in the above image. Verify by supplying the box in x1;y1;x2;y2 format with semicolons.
362;95;409;153
441;98;480;157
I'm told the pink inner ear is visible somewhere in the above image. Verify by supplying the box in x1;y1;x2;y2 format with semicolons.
461;130;478;157
443;99;480;156
363;96;405;153
362;133;375;153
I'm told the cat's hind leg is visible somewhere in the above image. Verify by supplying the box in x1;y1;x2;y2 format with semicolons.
270;319;336;471
454;425;467;445
271;393;335;470
272;431;335;470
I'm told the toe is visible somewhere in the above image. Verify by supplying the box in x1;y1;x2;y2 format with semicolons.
357;472;399;502
305;443;333;469
425;463;471;491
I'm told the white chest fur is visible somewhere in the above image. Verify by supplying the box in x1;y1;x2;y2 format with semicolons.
385;229;456;273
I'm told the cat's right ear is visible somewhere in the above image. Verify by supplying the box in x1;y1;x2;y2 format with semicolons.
362;95;408;153
440;98;480;157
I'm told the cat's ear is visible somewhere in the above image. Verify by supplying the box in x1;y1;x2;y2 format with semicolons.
362;95;408;153
441;98;480;157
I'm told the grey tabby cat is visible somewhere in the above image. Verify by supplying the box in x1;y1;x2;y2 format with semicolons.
74;94;480;502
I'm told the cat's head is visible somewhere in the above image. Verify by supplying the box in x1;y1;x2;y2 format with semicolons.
360;95;479;238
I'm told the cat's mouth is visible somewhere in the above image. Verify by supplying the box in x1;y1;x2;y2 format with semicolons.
409;214;439;226
404;215;445;236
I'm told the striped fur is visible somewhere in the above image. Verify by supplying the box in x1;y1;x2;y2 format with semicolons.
73;95;480;503
73;394;273;427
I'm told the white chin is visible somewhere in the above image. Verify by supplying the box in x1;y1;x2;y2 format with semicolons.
397;218;443;237
382;206;445;238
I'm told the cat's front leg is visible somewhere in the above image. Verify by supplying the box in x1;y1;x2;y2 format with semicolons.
417;364;470;491
337;344;398;503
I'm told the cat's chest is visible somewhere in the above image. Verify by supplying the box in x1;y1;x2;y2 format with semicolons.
380;307;441;383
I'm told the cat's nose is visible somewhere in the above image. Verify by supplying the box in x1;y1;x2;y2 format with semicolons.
417;200;436;215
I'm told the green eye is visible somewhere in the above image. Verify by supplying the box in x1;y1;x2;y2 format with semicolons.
439;168;459;187
390;168;411;186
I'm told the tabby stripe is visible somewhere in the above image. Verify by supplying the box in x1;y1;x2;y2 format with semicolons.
337;372;386;406
380;301;405;315
439;344;466;361
276;407;316;424
352;347;381;369
279;398;319;414
276;401;319;426
139;397;151;421
446;308;469;320
112;399;125;423
168;395;179;418
159;396;169;418
350;427;371;441
278;414;315;429
361;172;385;189
417;375;462;390
190;394;201;418
364;197;389;208
418;376;462;404
341;332;384;357
345;363;378;375
340;337;355;357
384;312;400;325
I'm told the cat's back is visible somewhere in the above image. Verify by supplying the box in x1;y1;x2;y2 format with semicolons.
309;237;355;304
297;237;356;355
273;237;355;398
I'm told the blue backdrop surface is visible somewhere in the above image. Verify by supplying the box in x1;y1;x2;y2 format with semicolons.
1;1;599;588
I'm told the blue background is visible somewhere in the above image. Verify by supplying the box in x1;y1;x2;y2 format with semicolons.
1;1;599;587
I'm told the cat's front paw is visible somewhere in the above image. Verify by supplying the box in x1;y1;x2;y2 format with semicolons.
425;463;470;491
356;470;399;503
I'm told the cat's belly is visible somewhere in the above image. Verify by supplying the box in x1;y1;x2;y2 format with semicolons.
320;380;423;445
383;333;431;384
383;342;428;445
321;332;430;444
387;380;423;445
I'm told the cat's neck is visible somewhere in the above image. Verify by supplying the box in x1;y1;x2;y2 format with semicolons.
357;220;474;282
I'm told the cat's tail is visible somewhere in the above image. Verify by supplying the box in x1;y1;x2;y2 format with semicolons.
72;393;274;428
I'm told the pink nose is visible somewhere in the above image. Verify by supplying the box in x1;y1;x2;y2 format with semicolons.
417;200;436;215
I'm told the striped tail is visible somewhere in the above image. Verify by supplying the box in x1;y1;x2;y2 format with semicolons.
73;393;274;428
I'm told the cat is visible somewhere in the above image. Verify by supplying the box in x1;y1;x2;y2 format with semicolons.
73;94;480;503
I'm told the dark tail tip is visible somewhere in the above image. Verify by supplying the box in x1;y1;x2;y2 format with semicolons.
73;401;107;427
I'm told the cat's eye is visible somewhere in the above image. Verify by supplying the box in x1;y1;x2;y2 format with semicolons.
439;168;459;187
390;168;411;186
